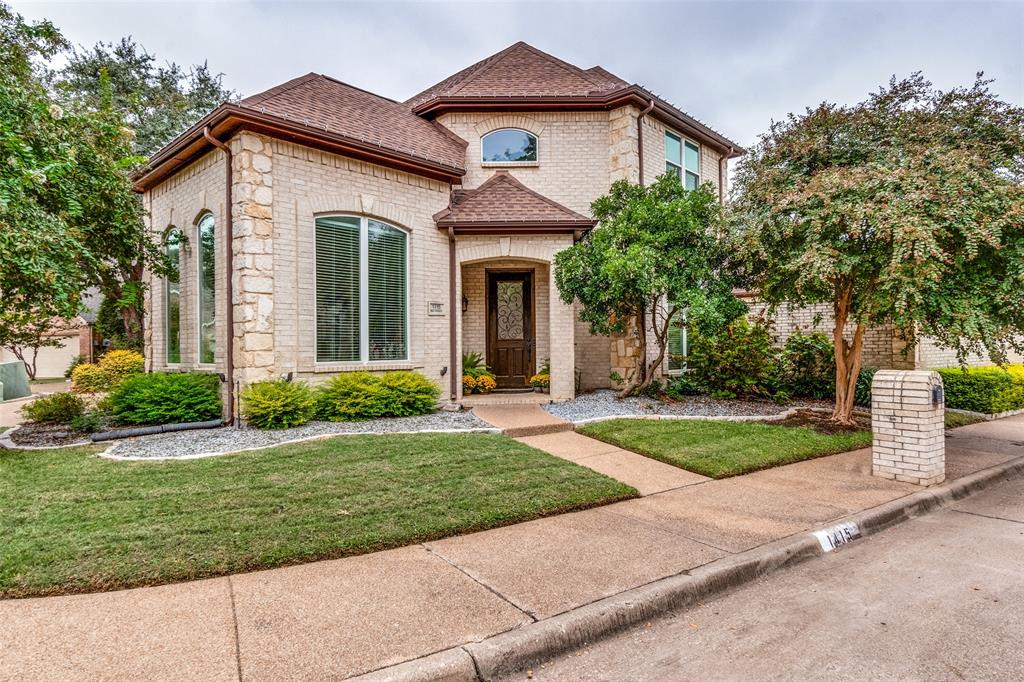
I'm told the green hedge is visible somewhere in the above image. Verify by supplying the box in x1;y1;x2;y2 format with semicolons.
108;372;223;425
316;371;439;421
936;365;1024;414
241;380;316;430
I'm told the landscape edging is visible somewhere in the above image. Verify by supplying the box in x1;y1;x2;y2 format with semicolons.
352;453;1024;682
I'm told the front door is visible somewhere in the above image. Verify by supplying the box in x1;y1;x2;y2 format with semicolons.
487;270;535;389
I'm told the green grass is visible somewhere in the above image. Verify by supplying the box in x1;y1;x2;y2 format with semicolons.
945;411;986;429
579;419;872;479
0;433;635;598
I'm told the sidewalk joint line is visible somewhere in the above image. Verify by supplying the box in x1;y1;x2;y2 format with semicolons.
461;645;486;682
596;507;738;554
949;508;1024;525
227;576;243;682
421;544;540;622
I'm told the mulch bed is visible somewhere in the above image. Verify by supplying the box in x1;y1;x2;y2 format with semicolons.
773;408;871;434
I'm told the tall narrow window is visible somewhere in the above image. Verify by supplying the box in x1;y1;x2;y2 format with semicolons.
667;307;688;374
367;220;408;361
165;229;182;364
316;216;361;362
197;213;216;364
665;132;701;190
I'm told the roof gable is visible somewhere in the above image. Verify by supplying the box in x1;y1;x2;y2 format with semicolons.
434;171;595;232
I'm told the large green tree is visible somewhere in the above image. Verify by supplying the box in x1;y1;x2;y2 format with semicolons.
556;173;742;397
731;74;1024;424
0;4;142;361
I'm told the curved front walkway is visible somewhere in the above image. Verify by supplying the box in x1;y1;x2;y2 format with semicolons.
3;417;1021;680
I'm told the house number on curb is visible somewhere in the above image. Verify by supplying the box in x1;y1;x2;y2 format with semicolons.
812;522;862;552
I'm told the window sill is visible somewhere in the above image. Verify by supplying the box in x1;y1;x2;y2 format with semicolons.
313;362;420;373
482;161;539;168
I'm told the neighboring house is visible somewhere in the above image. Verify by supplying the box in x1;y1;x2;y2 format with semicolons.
135;41;741;413
134;42;1001;417
0;317;93;380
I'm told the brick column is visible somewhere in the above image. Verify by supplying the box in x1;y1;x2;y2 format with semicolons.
232;132;276;385
871;370;945;485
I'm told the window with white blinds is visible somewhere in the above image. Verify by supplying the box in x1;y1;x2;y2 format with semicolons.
316;215;408;363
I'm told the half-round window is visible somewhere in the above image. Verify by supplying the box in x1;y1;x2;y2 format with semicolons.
481;129;537;163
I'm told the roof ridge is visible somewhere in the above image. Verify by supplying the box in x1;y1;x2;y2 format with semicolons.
443;42;539;98
455;171;591;221
241;72;321;107
317;74;400;104
513;43;614;90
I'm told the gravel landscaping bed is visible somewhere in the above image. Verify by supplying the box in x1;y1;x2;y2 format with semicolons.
105;410;496;459
546;389;829;422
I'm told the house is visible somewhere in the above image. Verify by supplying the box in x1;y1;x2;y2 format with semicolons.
135;42;744;418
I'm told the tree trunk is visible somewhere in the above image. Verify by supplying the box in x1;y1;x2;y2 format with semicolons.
633;298;676;397
831;288;866;425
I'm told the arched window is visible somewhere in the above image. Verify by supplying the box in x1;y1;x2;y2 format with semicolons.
481;129;537;163
164;228;182;364
316;216;408;363
196;213;216;364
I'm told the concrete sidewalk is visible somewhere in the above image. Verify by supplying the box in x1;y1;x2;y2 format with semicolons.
1;416;1022;681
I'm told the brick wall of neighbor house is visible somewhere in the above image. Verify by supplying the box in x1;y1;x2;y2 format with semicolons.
269;137;453;388
461;259;551;375
916;335;1024;369
745;300;916;370
144;149;228;375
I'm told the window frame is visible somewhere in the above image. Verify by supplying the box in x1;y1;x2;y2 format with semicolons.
195;212;217;367
164;227;182;366
480;128;539;166
313;214;411;365
664;130;701;190
666;306;689;376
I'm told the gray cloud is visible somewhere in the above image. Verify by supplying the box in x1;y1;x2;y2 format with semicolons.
12;0;1023;148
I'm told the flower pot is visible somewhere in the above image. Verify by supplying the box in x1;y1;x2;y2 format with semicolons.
534;387;543;393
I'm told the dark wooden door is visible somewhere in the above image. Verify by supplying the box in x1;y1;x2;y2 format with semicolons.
487;270;535;389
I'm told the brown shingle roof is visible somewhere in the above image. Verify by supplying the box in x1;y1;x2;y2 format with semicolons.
434;171;595;231
238;73;466;171
406;42;621;107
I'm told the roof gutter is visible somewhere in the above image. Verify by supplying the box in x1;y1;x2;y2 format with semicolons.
202;126;236;426
637;98;655;186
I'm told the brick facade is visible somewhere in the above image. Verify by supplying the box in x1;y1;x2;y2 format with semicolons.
871;370;945;486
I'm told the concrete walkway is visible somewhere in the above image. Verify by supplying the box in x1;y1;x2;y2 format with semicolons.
1;416;1022;681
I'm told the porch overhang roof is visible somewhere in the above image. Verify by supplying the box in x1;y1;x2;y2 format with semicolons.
434;170;596;235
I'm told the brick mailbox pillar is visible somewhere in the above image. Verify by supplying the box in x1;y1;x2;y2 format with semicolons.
871;370;945;486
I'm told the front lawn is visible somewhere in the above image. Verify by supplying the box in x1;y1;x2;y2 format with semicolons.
0;433;635;598
578;418;872;479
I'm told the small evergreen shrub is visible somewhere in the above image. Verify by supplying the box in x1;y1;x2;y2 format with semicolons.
241;380;316;429
21;392;86;424
70;410;108;434
108;372;222;425
937;365;1024;414
688;319;780;399
71;363;110;393
316;371;439;420
778;331;835;399
855;367;877;408
665;373;702;399
64;354;86;379
98;349;144;385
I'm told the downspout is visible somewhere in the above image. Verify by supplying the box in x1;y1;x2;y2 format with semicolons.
718;146;733;205
203;126;235;426
448;225;458;402
636;98;655;186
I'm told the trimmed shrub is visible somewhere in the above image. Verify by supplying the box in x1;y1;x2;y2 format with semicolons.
688;318;779;399
71;363;110;393
70;410;108;434
108;372;222;425
64;354;86;379
937;365;1024;414
98;349;144;385
778;331;835;399
241;380;316;429
316;371;439;421
21;392;86;424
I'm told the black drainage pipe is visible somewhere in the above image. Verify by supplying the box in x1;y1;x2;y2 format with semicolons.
91;419;225;443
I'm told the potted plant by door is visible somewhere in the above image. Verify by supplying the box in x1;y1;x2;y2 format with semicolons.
529;373;550;393
462;351;497;394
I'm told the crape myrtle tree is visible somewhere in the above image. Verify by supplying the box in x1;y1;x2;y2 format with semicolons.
555;173;742;398
731;74;1024;425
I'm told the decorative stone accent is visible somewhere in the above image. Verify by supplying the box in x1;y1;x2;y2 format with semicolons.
608;105;639;183
232;132;276;385
871;370;945;486
609;315;643;389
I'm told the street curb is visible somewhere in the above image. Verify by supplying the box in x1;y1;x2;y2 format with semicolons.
352;454;1024;682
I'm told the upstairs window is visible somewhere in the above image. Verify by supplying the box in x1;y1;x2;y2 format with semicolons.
164;228;182;364
665;132;700;190
482;129;538;163
316;215;408;363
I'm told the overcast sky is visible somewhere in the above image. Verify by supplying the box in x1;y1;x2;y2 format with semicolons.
10;0;1024;148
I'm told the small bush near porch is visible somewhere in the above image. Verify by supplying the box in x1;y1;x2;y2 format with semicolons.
0;433;634;598
579;416;871;478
